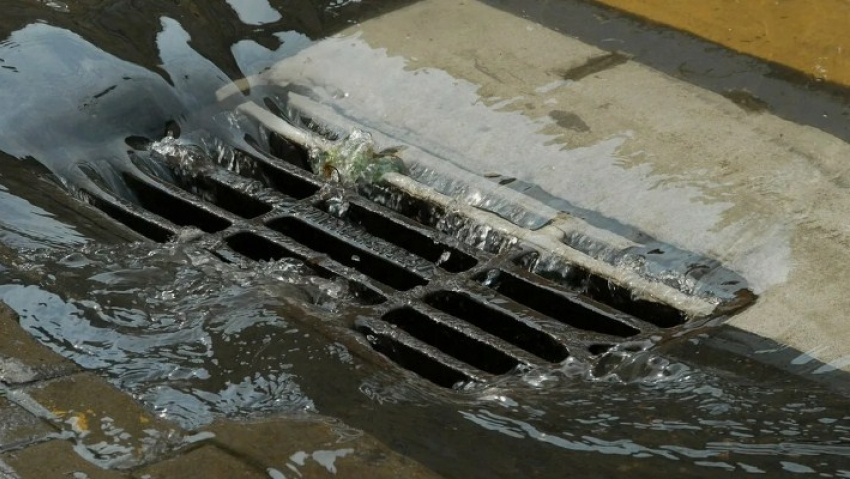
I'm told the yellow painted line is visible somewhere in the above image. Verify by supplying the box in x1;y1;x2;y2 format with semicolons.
592;0;850;86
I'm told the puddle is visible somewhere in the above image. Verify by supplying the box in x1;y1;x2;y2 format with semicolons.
0;216;848;476
0;241;375;430
1;0;850;477
0;184;88;250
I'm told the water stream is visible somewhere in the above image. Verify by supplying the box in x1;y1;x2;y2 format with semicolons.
1;1;849;477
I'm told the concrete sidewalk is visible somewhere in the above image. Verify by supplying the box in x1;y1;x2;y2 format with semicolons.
248;0;850;371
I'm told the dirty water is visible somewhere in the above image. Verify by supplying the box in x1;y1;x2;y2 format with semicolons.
1;0;850;477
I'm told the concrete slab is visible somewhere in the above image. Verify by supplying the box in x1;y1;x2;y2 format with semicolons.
0;302;77;385
239;0;850;369
23;373;184;470
206;416;441;478
133;445;266;479
0;397;54;451
1;440;127;479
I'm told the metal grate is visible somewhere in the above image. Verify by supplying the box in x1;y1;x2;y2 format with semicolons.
77;127;756;389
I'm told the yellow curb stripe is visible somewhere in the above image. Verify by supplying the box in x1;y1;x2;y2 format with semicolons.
592;0;850;86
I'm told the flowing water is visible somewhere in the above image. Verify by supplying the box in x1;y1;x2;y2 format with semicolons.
1;1;850;477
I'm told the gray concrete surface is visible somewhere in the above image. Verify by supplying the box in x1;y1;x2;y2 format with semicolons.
237;0;850;370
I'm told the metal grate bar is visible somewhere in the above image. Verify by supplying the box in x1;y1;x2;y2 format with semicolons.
394;305;553;367
266;216;430;291
122;173;233;233
79;187;180;242
174;173;274;219
420;290;573;363
223;230;388;305
355;317;490;387
320;198;479;273
474;268;645;337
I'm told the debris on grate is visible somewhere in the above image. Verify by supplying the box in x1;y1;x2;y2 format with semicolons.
73;94;757;390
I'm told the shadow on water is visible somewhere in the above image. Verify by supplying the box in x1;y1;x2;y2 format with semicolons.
1;0;850;477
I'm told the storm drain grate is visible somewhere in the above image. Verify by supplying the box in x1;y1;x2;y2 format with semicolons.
77;125;755;389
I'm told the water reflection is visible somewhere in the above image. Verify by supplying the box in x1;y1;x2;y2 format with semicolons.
454;355;850;476
0;184;87;249
0;7;315;250
0;22;183;182
0;0;352;192
225;0;282;25
0;242;362;429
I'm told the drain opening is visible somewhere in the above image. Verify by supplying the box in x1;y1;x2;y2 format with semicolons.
122;173;231;233
226;231;288;261
515;253;686;328
266;216;428;291
382;308;520;375
228;143;320;200
266;129;312;171
588;344;614;355
79;190;175;242
249;160;320;200
356;323;472;388
477;270;640;338
172;174;272;219
225;232;385;305
585;276;685;328
423;291;570;363
367;183;517;255
321;201;477;273
363;183;446;230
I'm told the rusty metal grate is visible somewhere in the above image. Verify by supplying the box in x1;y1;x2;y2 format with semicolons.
77;126;755;389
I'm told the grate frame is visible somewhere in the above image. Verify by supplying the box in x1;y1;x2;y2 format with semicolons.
78;126;756;389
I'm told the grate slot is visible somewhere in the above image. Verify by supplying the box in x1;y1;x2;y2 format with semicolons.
225;232;386;305
366;183;446;229
369;184;516;255
585;276;685;328
239;155;320;200
81;191;175;242
356;320;476;388
123;174;231;233
477;270;640;337
176;175;272;219
588;344;614;355
225;231;301;263
423;291;570;363
327;202;477;272
382;308;520;375
267;216;428;291
515;253;686;328
266;130;312;171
